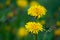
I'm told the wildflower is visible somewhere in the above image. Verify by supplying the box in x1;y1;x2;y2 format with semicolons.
30;1;39;6
16;0;28;8
6;0;11;6
17;27;28;37
25;22;43;34
54;29;60;36
56;21;60;26
28;5;47;18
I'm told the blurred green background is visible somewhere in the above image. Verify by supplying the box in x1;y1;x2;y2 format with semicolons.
0;0;60;40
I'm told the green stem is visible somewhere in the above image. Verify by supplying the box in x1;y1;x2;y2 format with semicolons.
22;37;25;40
20;37;25;40
43;31;47;40
33;34;38;40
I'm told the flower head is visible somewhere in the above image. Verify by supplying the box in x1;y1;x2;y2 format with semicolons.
17;27;28;37
56;21;60;26
30;1;39;6
16;0;28;8
55;29;60;36
25;22;43;34
6;0;11;6
28;5;47;18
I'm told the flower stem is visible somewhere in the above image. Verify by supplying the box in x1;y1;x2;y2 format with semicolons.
20;37;25;40
43;31;47;40
33;34;38;40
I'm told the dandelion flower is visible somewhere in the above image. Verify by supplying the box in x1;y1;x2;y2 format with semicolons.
6;0;11;6
56;21;60;26
30;1;39;6
28;5;47;18
17;27;28;37
16;0;28;8
55;29;60;36
25;22;43;34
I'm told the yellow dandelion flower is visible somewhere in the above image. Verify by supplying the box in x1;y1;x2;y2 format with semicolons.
17;27;28;37
28;5;47;18
25;22;43;34
56;21;60;26
16;0;28;8
6;0;11;6
54;29;60;36
30;1;39;6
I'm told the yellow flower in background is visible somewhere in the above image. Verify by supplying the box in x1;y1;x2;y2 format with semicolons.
56;21;60;26
30;1;39;6
25;22;43;34
6;0;11;6
17;27;28;37
16;0;28;8
7;12;14;18
40;20;45;25
28;5;47;19
54;29;60;36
